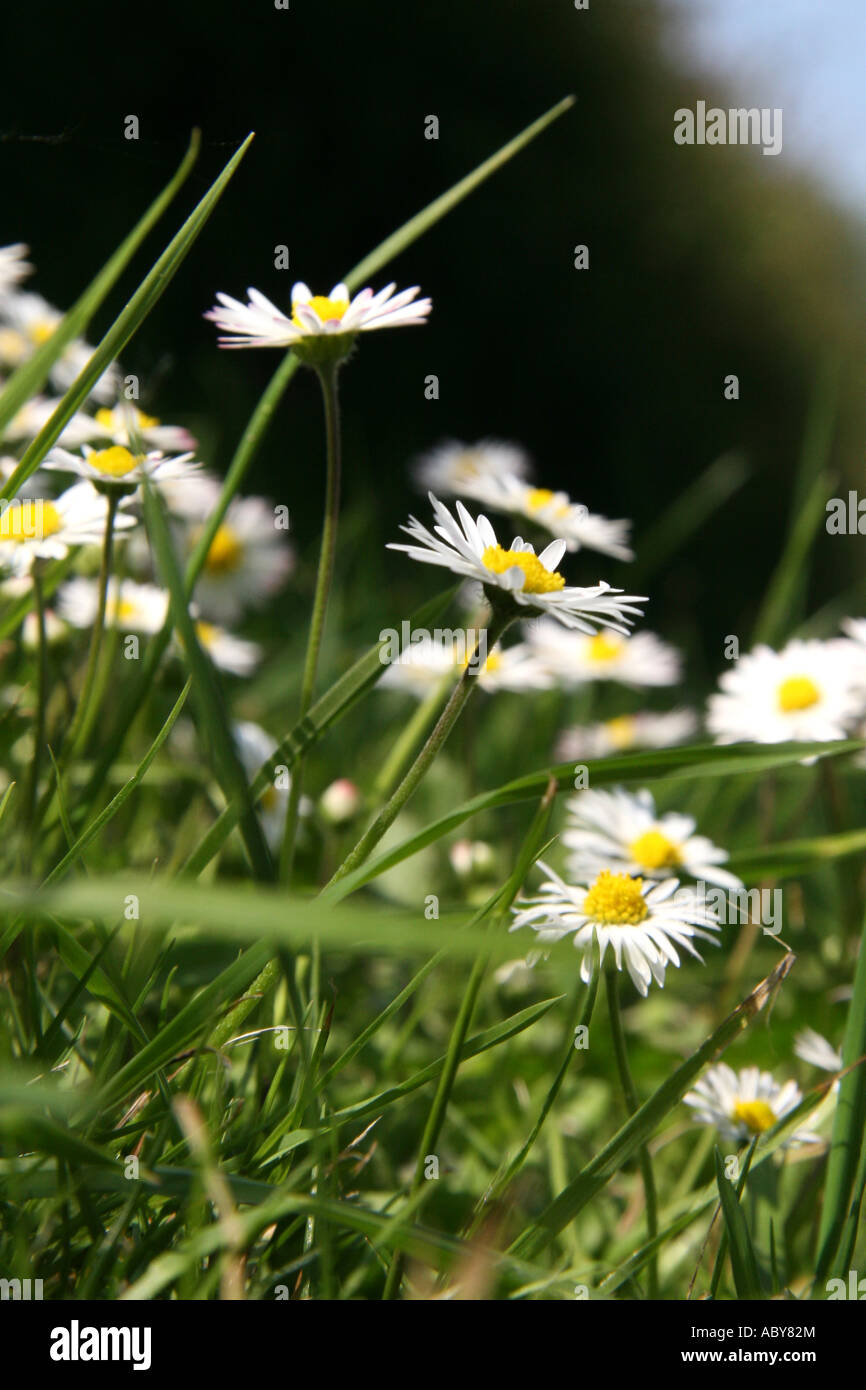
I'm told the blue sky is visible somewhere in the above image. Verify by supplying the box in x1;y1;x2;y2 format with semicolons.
665;0;866;214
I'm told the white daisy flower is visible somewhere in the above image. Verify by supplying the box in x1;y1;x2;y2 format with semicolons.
46;443;201;491
412;439;532;499
3;396;109;450
525;618;681;686
186;494;295;624
233;720;310;853
794;1029;842;1073
154;470;224;520
21;607;67;648
467;473;633;561
80;404;197;453
476;643;554;693
205;280;431;350
0;483;136;576
388;495;645;634
379;633;459;698
0;292;119;402
510;862;720;997
562;787;742;890
0;244;33;294
57;576;169;634
192;619;261;676
706;639;864;748
683;1063;819;1146
555;709;699;761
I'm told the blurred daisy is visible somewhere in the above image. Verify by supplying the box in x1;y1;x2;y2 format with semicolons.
0;483;136;576
156;470;223;520
233;720;310;853
684;1064;819;1146
794;1029;842;1073
0;453;45;499
85;404;197;453
379;634;459;697
46;443;200;491
389;495;645;634
707;639;864;747
450;839;496;880
563;787;742;890
0;292;119;401
206;280;431;349
192;619;261;676
412;439;532;498
187;494;295;623
58;576;168;633
470;473;633;561
319;778;361;825
555;709;699;761
0;243;33;294
21;606;67;648
3;396;102;450
525;619;681;686
476;643;554;693
510;863;720;997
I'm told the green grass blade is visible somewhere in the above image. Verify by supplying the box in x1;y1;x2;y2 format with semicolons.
815;900;866;1281
631;452;749;585
713;1145;764;1298
142;480;272;881
0;133;253;501
0;132;201;436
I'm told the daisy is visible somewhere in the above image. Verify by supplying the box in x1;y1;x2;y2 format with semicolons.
555;709;699;761
0;483;136;576
3;396;107;450
233;721;310;852
475;643;554;693
21;607;67;648
468;472;633;561
191;619;261;676
706;639;864;747
525;618;681;686
412;439;532;499
205;280;431;354
83;403;197;453
319;778;361;825
388;495;645;634
683;1064;819;1146
0;243;33;294
186;494;295;624
562;787;742;890
379;634;459;698
0;291;119;401
510;862;720;997
57;576;169;633
46;443;201;492
794;1029;842;1073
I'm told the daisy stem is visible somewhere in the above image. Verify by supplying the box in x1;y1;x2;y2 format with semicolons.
23;563;49;851
65;491;120;762
605;962;659;1297
279;360;342;884
327;610;513;889
371;669;455;803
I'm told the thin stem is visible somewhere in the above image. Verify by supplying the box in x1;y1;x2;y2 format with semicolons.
605;963;659;1298
327;610;513;891
65;491;120;760
280;361;342;882
24;564;49;849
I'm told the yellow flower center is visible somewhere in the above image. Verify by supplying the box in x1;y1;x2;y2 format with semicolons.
481;544;565;594
587;632;623;663
29;320;55;345
261;784;280;812
109;596;140;624
605;715;636;749
628;828;681;871
204;525;243;576
482;651;502;674
0;500;61;543
87;446;140;478
292;295;349;328
95;407;159;432
196;620;218;647
527;488;555;510
733;1099;777;1134
777;675;820;713
582;870;648;925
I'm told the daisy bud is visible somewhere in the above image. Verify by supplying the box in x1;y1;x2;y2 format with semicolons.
319;778;361;825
